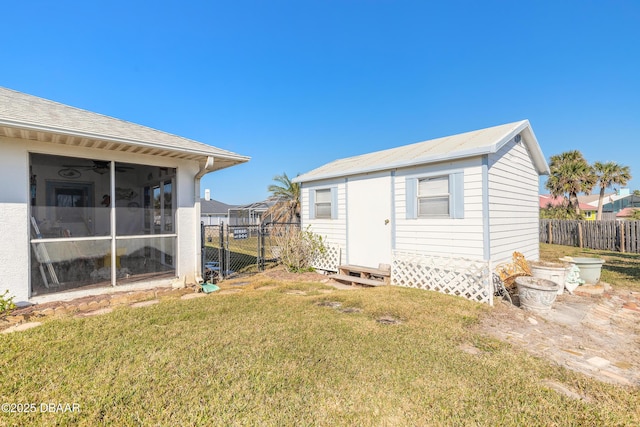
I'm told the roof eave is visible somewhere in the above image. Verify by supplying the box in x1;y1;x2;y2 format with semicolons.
294;147;493;183
0;118;250;168
493;120;550;176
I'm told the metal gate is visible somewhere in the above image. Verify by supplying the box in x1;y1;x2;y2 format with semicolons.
202;222;300;282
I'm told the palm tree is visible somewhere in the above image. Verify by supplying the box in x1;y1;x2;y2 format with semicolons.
593;161;632;220
265;172;301;223
545;150;597;216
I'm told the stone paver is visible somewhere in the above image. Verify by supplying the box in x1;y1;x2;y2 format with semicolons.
181;292;208;300
1;322;42;334
587;356;611;369
77;307;113;317
479;284;640;386
130;300;160;308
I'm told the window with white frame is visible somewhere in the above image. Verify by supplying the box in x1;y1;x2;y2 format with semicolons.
418;176;450;217
314;188;332;219
406;172;464;219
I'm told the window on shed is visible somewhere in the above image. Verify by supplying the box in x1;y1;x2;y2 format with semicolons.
418;176;450;217
315;189;332;219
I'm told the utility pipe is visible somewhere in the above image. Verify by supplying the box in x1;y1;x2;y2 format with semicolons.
194;156;215;282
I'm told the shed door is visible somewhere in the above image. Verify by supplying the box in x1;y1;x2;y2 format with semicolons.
347;174;392;266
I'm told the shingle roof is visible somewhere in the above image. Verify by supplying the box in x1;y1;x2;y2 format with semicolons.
294;120;548;183
201;198;237;214
0;87;249;171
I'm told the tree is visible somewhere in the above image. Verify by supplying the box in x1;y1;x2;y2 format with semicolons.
593;161;632;220
265;173;301;223
545;150;597;216
540;204;583;220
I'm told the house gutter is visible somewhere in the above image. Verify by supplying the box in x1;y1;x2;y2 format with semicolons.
194;156;215;282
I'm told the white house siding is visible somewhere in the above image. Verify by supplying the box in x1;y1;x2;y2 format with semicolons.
300;178;347;265
0;142;30;301
176;161;201;285
394;158;486;260
0;135;203;302
487;138;540;264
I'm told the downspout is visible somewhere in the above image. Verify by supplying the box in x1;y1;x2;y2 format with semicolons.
194;156;215;282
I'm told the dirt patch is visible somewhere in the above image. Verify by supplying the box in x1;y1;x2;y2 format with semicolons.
377;315;402;325
260;267;330;283
477;286;640;386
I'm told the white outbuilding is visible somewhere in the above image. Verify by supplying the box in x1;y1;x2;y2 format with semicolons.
0;87;249;304
294;120;549;295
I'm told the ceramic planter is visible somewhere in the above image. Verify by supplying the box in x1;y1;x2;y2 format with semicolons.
529;261;570;295
568;257;605;285
515;276;558;313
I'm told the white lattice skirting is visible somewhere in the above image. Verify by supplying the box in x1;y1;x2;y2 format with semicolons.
312;243;342;273
392;251;493;305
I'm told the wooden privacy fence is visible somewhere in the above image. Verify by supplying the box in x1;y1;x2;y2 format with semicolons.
540;219;640;253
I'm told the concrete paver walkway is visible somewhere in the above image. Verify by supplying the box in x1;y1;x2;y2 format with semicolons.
481;284;640;386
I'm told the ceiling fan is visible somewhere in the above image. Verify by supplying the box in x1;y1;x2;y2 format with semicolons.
62;160;134;175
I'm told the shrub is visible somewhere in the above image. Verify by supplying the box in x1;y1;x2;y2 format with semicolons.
272;226;326;272
0;290;16;318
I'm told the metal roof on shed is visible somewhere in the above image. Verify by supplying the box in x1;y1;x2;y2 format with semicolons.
294;120;549;183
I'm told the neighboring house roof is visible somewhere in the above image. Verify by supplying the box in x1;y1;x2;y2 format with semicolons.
577;193;614;205
0;87;249;171
200;198;237;215
616;207;640;218
293;120;549;183
232;197;278;212
581;191;636;208
539;195;596;211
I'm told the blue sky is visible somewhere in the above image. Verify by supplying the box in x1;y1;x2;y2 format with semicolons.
2;1;639;205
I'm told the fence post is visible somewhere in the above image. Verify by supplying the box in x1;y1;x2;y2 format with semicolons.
258;223;266;271
619;221;625;253
548;221;553;244
219;221;226;280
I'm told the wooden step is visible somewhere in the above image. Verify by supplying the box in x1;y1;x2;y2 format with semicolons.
338;264;390;278
329;273;385;287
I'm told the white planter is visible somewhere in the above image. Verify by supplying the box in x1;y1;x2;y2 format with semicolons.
515;277;558;313
569;257;605;285
529;261;570;295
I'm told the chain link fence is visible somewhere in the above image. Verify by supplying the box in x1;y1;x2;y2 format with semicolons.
202;222;300;282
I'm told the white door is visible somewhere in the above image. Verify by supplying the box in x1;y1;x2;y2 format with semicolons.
346;173;392;266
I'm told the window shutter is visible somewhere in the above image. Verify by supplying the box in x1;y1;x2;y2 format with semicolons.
308;189;315;220
449;172;464;219
405;178;417;219
331;187;338;219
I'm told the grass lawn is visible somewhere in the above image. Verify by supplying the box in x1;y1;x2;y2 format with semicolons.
1;277;638;426
540;243;640;292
